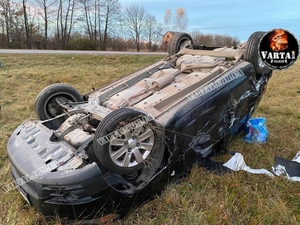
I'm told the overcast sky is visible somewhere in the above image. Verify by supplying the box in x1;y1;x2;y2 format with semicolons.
120;0;300;42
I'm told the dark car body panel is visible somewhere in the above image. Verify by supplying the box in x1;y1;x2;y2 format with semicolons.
6;30;274;219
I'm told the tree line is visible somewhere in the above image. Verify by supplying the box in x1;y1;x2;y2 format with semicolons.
0;0;240;51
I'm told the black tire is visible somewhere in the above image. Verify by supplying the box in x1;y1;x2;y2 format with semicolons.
244;31;270;75
93;108;164;175
168;32;194;55
35;83;83;120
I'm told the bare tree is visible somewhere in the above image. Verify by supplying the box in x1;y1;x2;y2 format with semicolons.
145;14;162;51
22;0;41;48
163;8;171;31
99;0;121;50
34;0;57;48
174;7;187;31
79;0;121;50
79;0;99;42
22;0;31;48
163;7;188;32
0;14;4;47
56;0;76;49
123;3;148;52
0;0;12;47
1;1;26;48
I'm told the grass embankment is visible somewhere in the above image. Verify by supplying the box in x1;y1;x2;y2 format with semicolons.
0;54;300;224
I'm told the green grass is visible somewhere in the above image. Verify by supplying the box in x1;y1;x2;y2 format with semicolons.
1;54;300;224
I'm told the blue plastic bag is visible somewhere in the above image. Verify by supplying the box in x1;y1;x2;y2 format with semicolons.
242;117;268;143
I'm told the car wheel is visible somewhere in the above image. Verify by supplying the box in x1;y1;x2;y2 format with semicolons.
35;83;83;120
168;32;194;55
93;108;164;175
244;31;270;75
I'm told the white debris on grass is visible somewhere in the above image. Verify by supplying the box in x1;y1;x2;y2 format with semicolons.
223;151;300;182
223;153;274;177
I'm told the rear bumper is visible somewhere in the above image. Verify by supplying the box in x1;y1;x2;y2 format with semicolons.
7;122;111;216
9;160;109;216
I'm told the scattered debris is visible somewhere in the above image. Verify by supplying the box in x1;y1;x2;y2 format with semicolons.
243;117;268;143
272;152;300;182
221;150;300;182
223;153;274;177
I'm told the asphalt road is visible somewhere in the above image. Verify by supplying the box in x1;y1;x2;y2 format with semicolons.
0;49;167;55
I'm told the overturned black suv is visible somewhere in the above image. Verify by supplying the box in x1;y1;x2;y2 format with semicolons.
7;32;272;219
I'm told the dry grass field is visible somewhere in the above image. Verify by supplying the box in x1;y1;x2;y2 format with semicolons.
0;54;300;225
